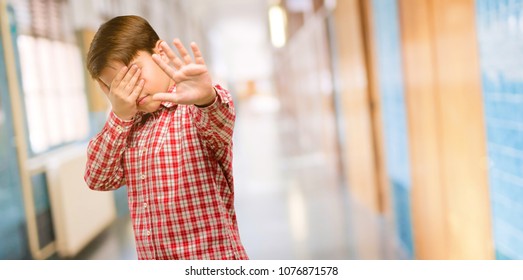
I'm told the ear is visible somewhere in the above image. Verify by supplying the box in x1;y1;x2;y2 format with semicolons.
154;40;170;63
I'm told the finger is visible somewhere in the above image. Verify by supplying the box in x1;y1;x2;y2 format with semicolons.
160;41;184;69
191;42;205;65
173;38;193;64
129;79;144;101
97;79;110;95
152;92;181;104
125;68;141;94
167;64;207;84
176;64;207;77
152;53;177;80
119;65;139;89
111;66;128;89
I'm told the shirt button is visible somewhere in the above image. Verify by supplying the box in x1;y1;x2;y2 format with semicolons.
116;126;122;133
143;202;148;209
147;230;151;236
141;174;146;180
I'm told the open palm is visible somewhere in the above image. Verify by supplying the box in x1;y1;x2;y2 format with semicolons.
151;39;216;106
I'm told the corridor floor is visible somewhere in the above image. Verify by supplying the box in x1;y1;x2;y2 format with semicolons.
73;94;408;260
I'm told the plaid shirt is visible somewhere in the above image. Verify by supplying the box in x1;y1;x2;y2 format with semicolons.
84;84;248;260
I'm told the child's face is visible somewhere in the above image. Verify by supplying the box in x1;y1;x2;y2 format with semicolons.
99;50;173;114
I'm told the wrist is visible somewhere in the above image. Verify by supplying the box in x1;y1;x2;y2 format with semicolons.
195;87;217;107
113;110;135;121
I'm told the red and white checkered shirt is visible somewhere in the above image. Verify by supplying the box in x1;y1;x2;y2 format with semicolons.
84;84;248;260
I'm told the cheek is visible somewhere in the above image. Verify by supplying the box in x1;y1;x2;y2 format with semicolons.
141;66;170;92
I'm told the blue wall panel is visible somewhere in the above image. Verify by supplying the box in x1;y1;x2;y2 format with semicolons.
0;6;30;259
372;0;414;258
477;0;523;260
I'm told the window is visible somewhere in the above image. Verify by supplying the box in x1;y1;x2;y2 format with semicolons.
13;0;89;155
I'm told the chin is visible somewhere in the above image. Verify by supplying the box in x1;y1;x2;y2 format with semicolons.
139;103;162;113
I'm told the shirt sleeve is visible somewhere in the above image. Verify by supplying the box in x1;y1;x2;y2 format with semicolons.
84;111;133;191
188;84;235;151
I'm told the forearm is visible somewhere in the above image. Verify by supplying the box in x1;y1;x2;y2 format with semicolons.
84;112;132;191
189;84;235;150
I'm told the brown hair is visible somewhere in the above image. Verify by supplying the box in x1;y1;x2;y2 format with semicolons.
86;15;160;79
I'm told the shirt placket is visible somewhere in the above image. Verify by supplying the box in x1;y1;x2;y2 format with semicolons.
137;118;157;260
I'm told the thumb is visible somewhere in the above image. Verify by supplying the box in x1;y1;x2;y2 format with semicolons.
152;92;181;103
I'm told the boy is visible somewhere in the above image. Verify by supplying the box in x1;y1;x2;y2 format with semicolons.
84;15;248;260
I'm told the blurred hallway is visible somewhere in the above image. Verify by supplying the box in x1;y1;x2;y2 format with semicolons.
233;91;404;260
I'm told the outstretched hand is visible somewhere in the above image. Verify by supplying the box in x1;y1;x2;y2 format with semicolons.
152;39;216;106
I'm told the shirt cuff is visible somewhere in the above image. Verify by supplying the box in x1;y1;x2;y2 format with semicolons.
107;111;134;135
194;85;230;112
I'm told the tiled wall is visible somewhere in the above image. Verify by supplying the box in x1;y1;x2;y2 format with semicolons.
477;0;523;260
0;6;30;259
372;0;414;258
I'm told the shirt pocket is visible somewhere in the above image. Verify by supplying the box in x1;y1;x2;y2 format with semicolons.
153;120;171;155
